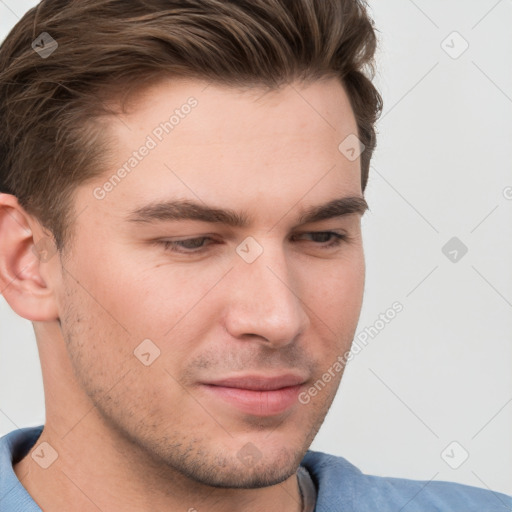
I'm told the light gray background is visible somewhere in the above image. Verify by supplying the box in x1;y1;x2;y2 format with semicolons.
1;0;511;496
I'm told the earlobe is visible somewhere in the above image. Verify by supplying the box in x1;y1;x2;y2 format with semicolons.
0;193;60;322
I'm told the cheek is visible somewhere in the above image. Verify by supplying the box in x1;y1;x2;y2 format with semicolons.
302;252;365;316
65;240;201;338
59;252;229;399
299;252;365;358
59;275;194;423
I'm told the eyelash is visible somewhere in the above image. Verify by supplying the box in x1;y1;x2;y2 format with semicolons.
157;231;348;254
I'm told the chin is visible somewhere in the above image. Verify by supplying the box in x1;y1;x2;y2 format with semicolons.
161;443;304;489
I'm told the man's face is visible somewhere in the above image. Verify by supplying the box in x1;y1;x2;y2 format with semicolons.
54;77;366;487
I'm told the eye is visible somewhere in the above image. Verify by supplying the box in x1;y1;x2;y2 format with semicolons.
291;231;347;247
155;231;348;255
158;237;214;254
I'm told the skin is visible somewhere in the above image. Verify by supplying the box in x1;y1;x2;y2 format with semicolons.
0;77;366;511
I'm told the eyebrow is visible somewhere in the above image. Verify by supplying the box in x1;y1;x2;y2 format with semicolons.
126;196;369;227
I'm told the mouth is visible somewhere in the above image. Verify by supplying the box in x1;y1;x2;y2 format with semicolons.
200;374;307;417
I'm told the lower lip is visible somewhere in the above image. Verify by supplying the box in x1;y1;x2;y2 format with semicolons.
202;384;302;416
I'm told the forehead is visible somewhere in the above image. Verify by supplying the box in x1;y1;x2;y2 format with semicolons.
80;77;362;226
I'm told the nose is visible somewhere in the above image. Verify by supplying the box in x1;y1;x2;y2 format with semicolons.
222;243;310;348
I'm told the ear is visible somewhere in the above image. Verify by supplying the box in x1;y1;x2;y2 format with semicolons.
0;193;60;321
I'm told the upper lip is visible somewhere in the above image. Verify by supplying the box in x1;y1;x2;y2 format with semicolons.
203;374;307;391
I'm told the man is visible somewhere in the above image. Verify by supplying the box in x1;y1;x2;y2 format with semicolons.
0;0;509;510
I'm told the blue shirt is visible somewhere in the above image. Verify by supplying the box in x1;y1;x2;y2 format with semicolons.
1;426;510;511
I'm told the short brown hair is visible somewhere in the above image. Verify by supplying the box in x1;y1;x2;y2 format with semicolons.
0;0;382;251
